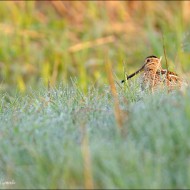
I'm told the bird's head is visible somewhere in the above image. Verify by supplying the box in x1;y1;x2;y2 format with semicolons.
143;55;162;71
121;55;162;83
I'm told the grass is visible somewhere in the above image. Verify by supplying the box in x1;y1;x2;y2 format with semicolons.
0;1;190;189
0;82;190;189
0;1;190;93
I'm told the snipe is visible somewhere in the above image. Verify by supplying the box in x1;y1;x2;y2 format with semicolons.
121;55;186;91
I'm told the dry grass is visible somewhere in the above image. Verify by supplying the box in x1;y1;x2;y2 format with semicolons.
0;1;189;93
105;54;126;132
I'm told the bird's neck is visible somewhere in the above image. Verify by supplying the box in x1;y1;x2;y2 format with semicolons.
144;63;162;72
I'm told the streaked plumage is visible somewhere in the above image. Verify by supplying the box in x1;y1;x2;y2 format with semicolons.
121;55;186;91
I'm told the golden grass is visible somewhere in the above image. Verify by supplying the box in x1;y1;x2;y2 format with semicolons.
0;1;189;92
105;54;125;131
81;125;94;189
68;36;115;53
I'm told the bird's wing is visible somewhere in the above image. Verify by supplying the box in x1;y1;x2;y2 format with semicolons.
157;69;180;81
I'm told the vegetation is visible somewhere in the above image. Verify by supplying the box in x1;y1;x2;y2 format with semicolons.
0;84;190;189
0;1;190;93
0;1;190;189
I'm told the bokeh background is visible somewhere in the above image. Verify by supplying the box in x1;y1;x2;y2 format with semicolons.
0;1;190;92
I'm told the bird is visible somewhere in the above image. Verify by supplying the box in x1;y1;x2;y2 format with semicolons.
121;55;186;91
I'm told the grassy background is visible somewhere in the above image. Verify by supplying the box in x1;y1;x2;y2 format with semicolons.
1;1;190;189
0;1;190;93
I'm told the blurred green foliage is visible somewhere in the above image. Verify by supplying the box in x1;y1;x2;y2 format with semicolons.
1;2;190;189
0;1;190;92
1;84;190;188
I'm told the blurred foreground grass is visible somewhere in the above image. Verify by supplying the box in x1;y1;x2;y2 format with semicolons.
0;1;190;93
1;2;190;189
0;83;190;188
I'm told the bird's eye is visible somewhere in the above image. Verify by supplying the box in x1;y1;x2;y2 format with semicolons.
146;59;150;63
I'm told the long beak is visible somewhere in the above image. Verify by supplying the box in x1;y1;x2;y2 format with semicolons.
121;64;144;83
127;65;145;79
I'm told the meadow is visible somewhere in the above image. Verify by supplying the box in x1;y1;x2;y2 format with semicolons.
0;1;190;189
1;83;190;189
0;1;190;92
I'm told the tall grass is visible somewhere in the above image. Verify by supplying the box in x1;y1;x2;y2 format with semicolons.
0;1;190;189
0;83;190;188
0;1;189;93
